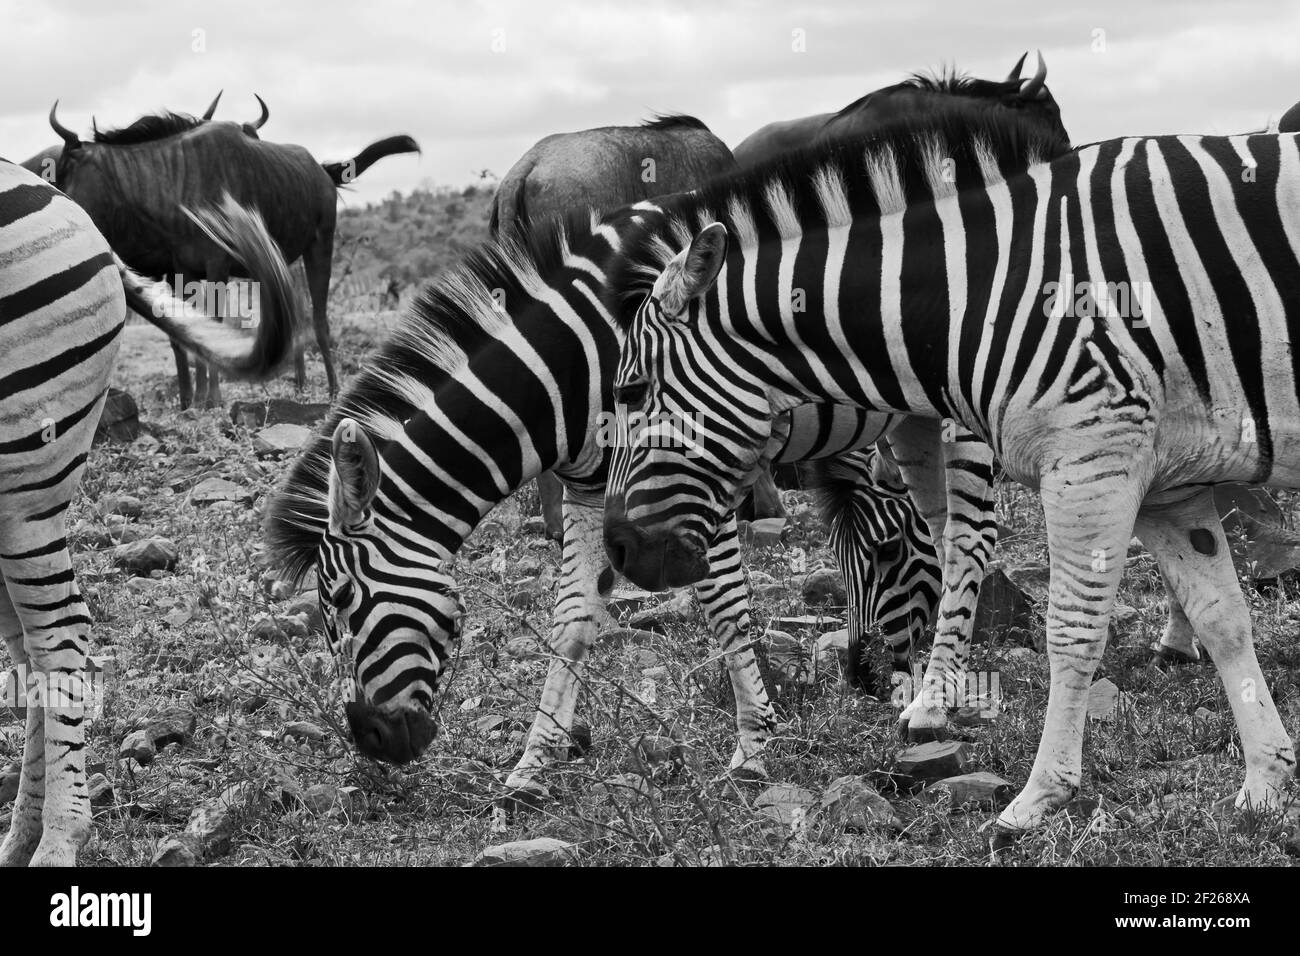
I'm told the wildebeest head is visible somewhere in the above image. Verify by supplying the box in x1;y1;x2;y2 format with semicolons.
819;50;1069;151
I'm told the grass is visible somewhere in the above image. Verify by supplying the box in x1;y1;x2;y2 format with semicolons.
2;307;1297;867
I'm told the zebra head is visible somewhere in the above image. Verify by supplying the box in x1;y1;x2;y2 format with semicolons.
317;418;465;764
604;221;776;590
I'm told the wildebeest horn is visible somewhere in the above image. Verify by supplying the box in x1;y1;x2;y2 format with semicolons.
1005;51;1028;83
202;90;223;121
1019;50;1048;99
251;94;269;129
49;101;81;149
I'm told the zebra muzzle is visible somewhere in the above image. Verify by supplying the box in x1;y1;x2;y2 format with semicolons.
345;700;437;764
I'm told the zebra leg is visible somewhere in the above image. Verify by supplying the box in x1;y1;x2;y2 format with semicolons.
535;471;565;543
505;492;606;794
993;471;1137;843
1134;492;1294;811
889;420;997;740
0;585;44;867
0;524;92;867
695;513;774;777
1151;575;1200;664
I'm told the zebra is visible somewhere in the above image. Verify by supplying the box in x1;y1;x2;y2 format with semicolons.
263;209;957;789
600;112;1300;843
0;161;299;865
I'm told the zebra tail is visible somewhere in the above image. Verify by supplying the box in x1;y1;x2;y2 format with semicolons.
802;458;866;686
120;193;301;379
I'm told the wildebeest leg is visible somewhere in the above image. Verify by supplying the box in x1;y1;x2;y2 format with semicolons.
201;268;231;408
303;233;337;396
171;341;194;410
536;471;565;543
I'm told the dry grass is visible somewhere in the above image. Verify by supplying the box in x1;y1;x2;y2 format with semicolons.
3;308;1298;867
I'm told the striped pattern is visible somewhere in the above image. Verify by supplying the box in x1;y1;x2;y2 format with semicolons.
0;167;125;867
0;161;299;866
603;118;1300;840
266;203;946;788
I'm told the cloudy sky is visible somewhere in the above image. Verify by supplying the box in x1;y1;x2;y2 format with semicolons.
2;0;1298;208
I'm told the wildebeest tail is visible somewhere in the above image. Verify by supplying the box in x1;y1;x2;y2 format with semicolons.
119;193;300;379
323;134;421;186
490;162;530;239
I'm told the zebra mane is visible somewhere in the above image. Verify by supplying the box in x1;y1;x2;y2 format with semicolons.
92;111;205;145
264;108;1066;582
264;212;595;583
603;109;1070;312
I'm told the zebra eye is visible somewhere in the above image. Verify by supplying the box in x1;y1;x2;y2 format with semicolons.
331;582;355;609
615;380;649;408
877;538;903;564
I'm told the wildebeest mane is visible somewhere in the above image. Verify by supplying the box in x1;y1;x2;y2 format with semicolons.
93;111;205;145
641;114;711;132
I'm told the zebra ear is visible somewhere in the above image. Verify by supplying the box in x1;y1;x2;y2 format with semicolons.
656;222;728;319
330;419;379;526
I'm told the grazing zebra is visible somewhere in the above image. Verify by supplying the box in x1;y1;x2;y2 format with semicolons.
0;161;299;865
601;114;1300;843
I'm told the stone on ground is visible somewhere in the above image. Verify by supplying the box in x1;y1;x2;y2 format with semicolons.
1087;678;1120;721
930;771;1014;809
94;388;140;444
189;476;251;506
112;537;178;576
896;740;970;782
474;837;577;867
253;423;314;457
820;775;902;831
756;784;819;830
801;568;847;606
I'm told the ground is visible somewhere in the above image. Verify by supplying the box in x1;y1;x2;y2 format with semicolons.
3;308;1299;867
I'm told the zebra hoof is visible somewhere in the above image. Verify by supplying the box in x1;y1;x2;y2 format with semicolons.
1148;645;1202;670
498;784;550;816
988;824;1025;855
906;723;951;744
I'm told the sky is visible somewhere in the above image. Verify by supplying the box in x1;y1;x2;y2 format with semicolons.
2;0;1298;208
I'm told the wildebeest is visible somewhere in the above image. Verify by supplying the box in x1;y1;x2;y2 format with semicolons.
1281;99;1300;133
489;115;786;539
733;51;1062;168
20;91;225;182
48;99;419;408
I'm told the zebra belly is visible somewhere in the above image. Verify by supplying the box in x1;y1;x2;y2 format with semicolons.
775;404;897;463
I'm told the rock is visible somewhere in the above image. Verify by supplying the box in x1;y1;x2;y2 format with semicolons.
94;388;140;444
755;783;819;830
189;477;251;506
598;627;658;647
972;563;1043;648
301;782;339;815
802;568;847;607
146;708;196;750
151;835;200;867
283;593;325;633
504;636;544;660
820;775;902;831
186;781;259;857
111;537;178;576
506;587;538;610
1087;678;1120;721
474;837;577;867
764;629;807;683
743;517;786;548
815;628;850;671
276;613;311;639
606;588;657;617
249;616;288;644
252;423;314;457
119;730;156;766
87;773;115;809
229;398;330;429
628;592;697;632
931;771;1014;809
896;740;970;782
0;770;19;804
475;713;507;735
1111;604;1139;627
99;494;143;519
1194;706;1215;723
284;720;326;743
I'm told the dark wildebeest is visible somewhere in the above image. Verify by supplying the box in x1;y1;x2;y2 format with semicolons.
489;115;786;540
20;91;226;182
48;98;419;408
1281;100;1300;133
733;51;1062;169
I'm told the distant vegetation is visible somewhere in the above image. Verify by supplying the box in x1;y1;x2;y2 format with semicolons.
328;177;496;305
